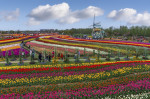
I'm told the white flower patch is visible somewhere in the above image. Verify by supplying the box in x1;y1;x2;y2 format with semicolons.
31;40;108;54
103;92;150;99
39;36;46;38
53;37;88;43
0;44;20;49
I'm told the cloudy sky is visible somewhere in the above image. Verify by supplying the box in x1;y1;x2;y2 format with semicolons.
0;0;150;30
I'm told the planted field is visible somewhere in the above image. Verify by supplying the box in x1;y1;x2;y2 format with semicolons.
0;35;150;98
0;60;150;98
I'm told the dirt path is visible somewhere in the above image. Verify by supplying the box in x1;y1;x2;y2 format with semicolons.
0;58;97;64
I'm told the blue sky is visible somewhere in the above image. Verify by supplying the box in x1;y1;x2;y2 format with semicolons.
0;0;150;30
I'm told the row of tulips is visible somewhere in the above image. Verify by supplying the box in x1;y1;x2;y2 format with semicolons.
1;79;150;98
32;46;91;56
57;35;150;48
0;37;35;47
49;36;142;55
0;36;29;43
1;60;150;73
48;37;132;50
1;72;150;95
0;43;20;49
47;36;115;54
0;42;20;47
1;64;150;87
0;36;35;45
26;42;93;55
37;38;133;54
1;60;150;70
0;45;20;51
31;40;108;55
1;62;149;79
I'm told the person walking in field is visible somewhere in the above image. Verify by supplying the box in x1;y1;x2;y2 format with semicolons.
52;51;54;58
48;53;51;62
78;51;80;58
38;53;42;62
58;53;60;59
74;53;77;59
30;50;32;56
61;53;63;60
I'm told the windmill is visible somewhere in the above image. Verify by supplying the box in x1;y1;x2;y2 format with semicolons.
89;15;106;39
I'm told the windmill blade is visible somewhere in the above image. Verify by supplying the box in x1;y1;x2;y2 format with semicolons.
95;24;101;26
93;14;95;25
95;22;100;24
89;25;94;28
95;22;101;25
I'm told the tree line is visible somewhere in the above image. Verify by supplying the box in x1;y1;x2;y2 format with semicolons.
58;26;150;38
1;26;150;37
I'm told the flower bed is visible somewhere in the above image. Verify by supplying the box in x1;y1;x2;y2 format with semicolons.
0;36;35;45
0;48;29;57
0;60;150;98
57;35;150;48
1;35;150;98
26;42;93;55
36;38;130;54
0;78;150;98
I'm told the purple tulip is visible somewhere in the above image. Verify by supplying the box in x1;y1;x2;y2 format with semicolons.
0;48;29;57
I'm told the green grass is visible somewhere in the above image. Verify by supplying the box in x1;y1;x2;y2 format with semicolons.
0;54;149;67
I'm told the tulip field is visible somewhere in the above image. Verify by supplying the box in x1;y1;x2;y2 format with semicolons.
1;35;150;98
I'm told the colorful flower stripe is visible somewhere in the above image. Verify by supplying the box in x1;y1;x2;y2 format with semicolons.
0;42;22;47
0;79;150;98
45;37;138;54
57;35;150;48
1;46;20;51
0;35;36;42
0;44;20;49
31;46;92;56
37;38;113;50
30;40;107;54
48;37;143;51
0;36;35;45
47;37;113;52
1;62;149;79
1;73;150;95
68;73;150;90
37;38;135;54
0;60;150;70
0;64;150;87
0;37;28;43
26;42;93;55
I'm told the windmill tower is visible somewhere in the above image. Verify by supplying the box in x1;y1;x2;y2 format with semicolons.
91;15;106;39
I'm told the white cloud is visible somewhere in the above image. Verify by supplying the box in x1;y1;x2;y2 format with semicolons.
28;3;69;21
27;3;69;25
4;8;20;21
107;10;117;18
27;3;104;25
0;8;20;21
129;12;150;25
108;8;150;26
27;18;41;25
57;6;104;24
58;16;80;24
